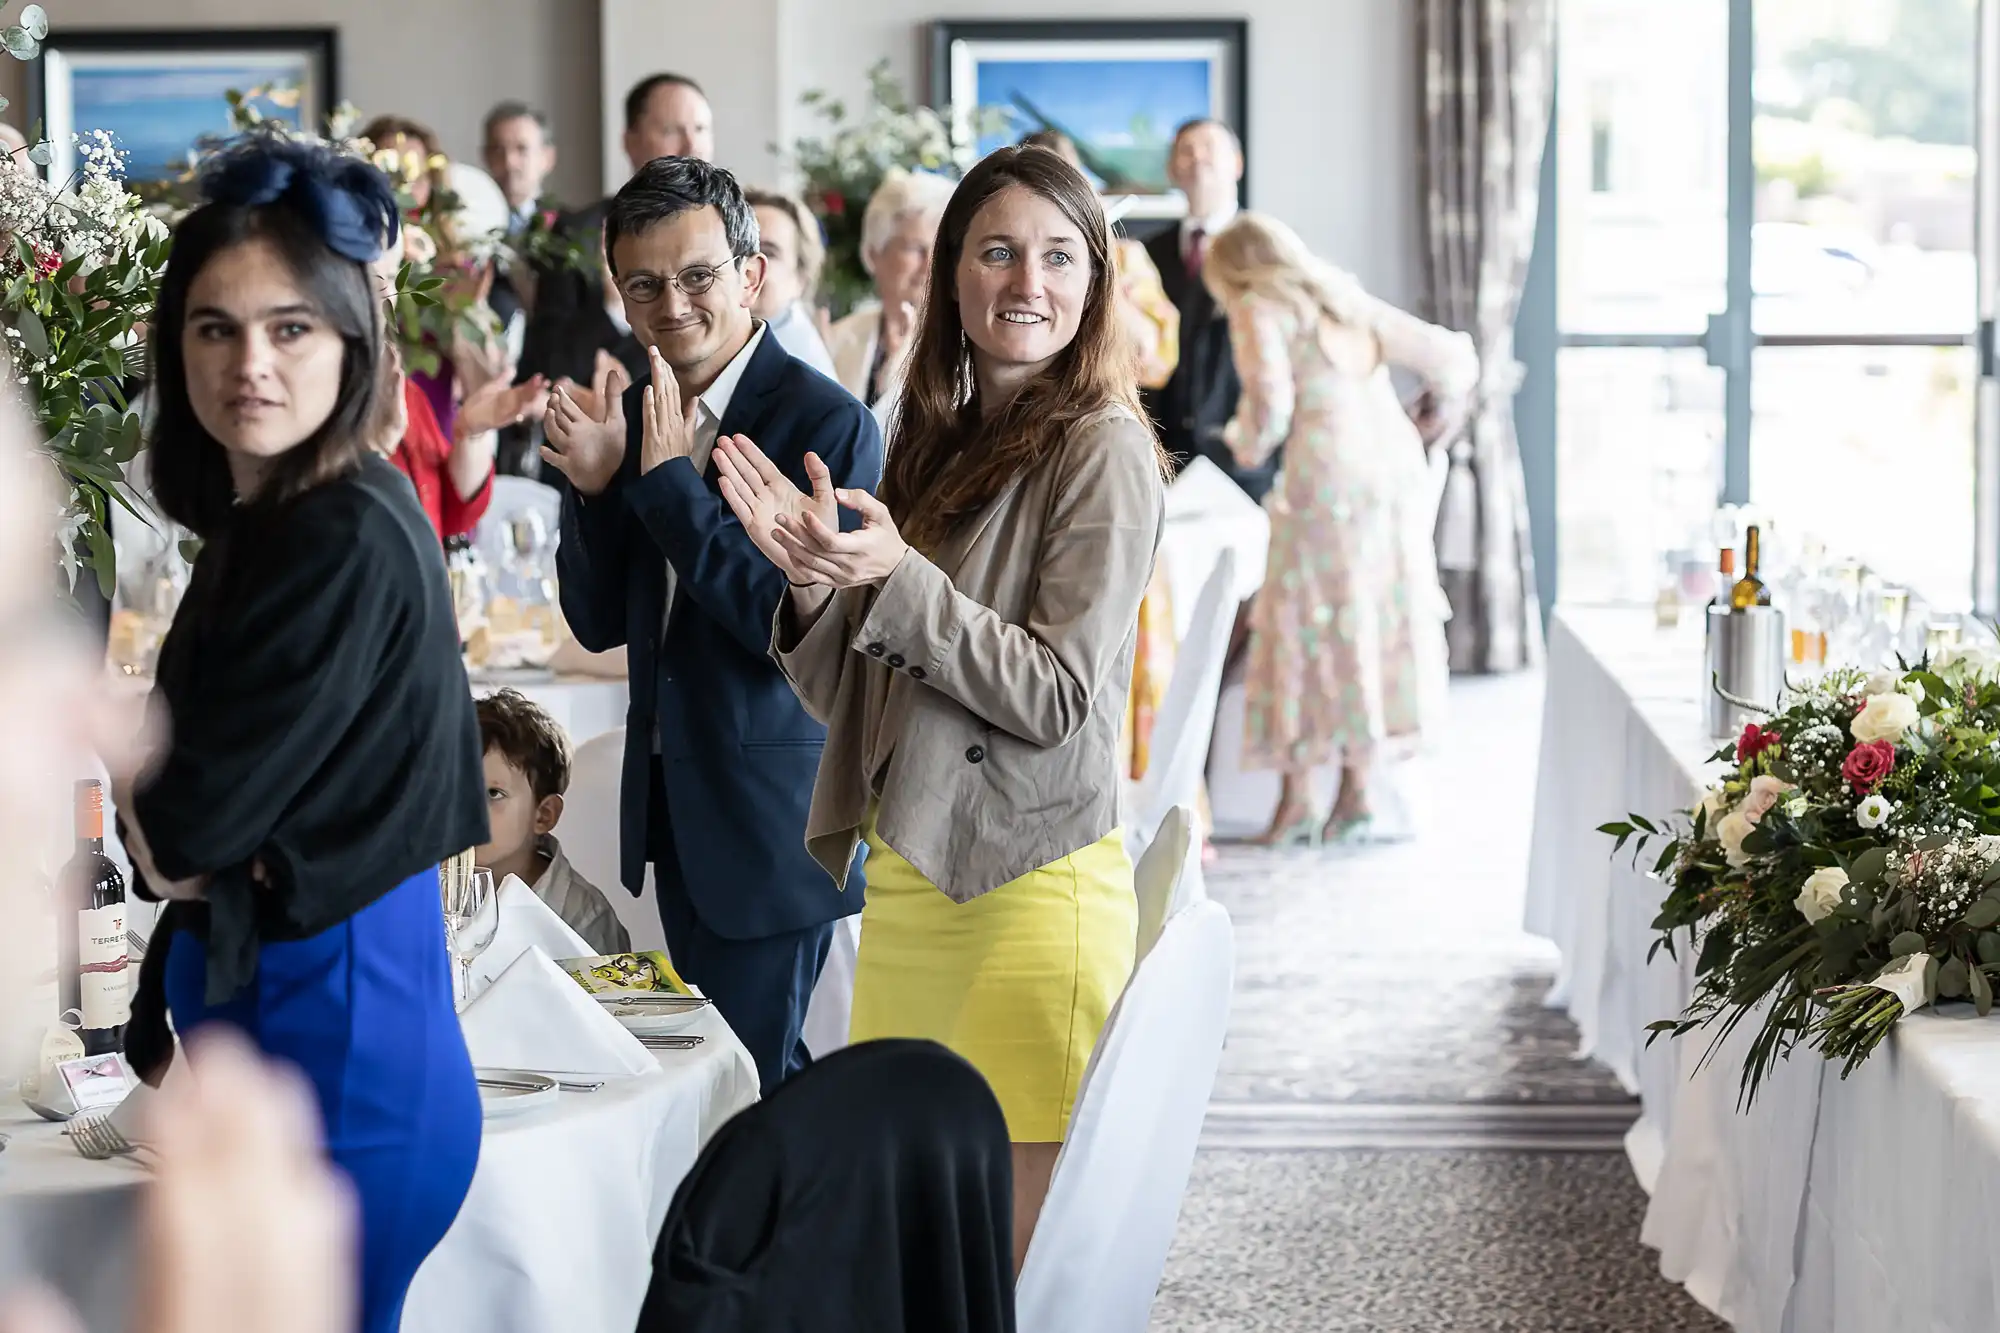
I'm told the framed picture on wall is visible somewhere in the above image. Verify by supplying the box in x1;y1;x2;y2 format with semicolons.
928;19;1248;223
28;28;338;187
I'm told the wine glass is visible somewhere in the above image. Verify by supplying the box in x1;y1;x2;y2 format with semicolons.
441;868;499;1010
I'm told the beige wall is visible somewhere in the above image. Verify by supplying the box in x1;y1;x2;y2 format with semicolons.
604;0;1422;305
9;0;604;205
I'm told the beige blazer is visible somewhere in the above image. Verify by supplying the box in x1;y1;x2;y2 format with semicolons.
825;303;882;402
773;404;1164;903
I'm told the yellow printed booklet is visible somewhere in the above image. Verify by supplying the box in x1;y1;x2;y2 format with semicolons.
558;951;697;997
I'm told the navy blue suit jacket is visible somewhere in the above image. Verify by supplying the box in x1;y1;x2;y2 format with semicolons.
556;330;880;939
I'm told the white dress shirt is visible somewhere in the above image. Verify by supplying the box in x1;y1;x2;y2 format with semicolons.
1180;200;1240;269
660;321;767;629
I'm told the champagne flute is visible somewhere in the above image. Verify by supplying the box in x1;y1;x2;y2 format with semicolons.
440;864;499;1009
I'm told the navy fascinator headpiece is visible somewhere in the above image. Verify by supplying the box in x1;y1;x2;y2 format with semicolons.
199;134;401;264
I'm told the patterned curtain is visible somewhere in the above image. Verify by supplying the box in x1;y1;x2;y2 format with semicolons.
1420;0;1554;674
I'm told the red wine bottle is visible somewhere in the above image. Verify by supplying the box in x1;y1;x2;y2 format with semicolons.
58;779;128;1056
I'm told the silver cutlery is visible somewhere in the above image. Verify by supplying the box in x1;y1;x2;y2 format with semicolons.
638;1035;705;1050
477;1073;603;1094
67;1114;146;1162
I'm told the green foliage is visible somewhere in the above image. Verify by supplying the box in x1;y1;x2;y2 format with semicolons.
779;61;1007;318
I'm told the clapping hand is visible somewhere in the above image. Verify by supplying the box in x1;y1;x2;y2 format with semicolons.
541;356;631;496
639;346;699;475
455;373;549;440
777;485;910;589
714;435;838;586
716;436;909;589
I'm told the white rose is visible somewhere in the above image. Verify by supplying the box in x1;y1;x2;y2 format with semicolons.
1865;670;1904;697
1855;793;1895;830
1716;811;1756;868
1794;867;1850;924
1851;690;1920;744
1697;786;1732;824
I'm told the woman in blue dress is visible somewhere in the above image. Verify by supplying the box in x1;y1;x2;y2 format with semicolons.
113;135;488;1333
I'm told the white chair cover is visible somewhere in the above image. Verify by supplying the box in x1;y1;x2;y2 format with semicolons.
1132;805;1192;965
475;476;563;579
802;913;863;1058
1017;899;1234;1333
1128;549;1238;862
564;728;667;955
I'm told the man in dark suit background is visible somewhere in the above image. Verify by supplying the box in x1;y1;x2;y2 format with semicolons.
542;158;880;1092
1142;118;1282;503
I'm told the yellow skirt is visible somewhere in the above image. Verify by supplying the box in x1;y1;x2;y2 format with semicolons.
850;815;1137;1142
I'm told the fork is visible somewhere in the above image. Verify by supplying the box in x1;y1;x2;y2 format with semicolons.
638;1035;705;1050
68;1114;146;1162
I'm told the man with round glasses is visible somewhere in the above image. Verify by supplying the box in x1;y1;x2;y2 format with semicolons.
541;158;883;1092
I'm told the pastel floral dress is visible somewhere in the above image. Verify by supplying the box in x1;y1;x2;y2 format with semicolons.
1224;278;1475;772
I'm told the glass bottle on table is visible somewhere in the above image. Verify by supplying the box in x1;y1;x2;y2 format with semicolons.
58;779;128;1056
1729;526;1771;610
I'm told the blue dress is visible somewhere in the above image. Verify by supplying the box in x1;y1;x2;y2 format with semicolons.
164;868;482;1333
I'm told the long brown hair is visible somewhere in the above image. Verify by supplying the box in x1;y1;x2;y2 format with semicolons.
880;147;1159;551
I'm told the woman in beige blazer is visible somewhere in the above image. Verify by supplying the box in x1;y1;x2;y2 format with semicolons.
715;146;1167;1270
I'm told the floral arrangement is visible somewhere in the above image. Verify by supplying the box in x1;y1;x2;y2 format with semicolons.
1602;646;2000;1105
782;60;1004;317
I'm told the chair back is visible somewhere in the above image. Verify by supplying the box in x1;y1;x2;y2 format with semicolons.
1132;805;1192;964
639;1039;1017;1333
565;728;666;954
1129;549;1237;860
1016;899;1234;1333
802;914;863;1058
475;476;563;583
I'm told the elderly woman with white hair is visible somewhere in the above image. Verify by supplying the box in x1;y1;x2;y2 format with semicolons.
825;168;957;419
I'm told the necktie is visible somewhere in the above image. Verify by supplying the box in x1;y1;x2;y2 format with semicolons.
1185;226;1208;280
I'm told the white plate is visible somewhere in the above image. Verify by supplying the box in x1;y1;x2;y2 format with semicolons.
608;1006;705;1036
475;1068;559;1118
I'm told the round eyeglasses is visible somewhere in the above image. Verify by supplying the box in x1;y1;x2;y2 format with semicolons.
616;254;751;304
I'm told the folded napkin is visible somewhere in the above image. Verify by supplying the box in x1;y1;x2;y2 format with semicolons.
459;946;655;1077
465;873;592;1000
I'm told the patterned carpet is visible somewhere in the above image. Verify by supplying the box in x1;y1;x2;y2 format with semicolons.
1148;673;1726;1332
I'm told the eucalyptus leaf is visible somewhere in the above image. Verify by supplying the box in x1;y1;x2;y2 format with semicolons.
1890;931;1929;957
1849;846;1891;887
1967;899;2000;930
0;26;38;60
1939;956;1970;999
178;537;204;565
23;140;47;167
19;6;48;41
1978;931;2000;968
1975;964;1994;1017
15;307;47;360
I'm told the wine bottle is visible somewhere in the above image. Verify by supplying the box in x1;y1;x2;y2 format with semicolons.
1729;526;1771;609
1713;546;1735;606
58;779;128;1056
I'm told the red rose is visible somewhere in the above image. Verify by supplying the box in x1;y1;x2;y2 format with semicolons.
539;209;558;230
1738;722;1781;762
821;190;846;217
1842;740;1896;793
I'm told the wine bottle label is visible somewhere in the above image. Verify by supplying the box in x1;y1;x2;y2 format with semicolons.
77;903;129;1030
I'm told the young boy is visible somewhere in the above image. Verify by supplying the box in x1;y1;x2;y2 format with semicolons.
473;690;630;956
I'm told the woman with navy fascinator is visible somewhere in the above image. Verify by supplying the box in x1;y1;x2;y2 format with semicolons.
110;133;488;1333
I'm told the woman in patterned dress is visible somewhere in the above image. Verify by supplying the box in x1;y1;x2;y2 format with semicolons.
1204;212;1475;845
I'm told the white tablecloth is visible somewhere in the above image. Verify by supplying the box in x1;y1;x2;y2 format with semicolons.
1527;605;2000;1332
0;1006;757;1333
1158;457;1268;640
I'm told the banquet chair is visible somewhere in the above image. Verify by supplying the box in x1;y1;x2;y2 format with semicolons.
1016;898;1234;1333
564;728;668;955
1127;549;1238;864
1132;804;1195;965
637;1039;1016;1333
473;475;562;575
802;913;862;1058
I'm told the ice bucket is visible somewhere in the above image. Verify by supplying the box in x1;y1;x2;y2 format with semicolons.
1706;604;1787;740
